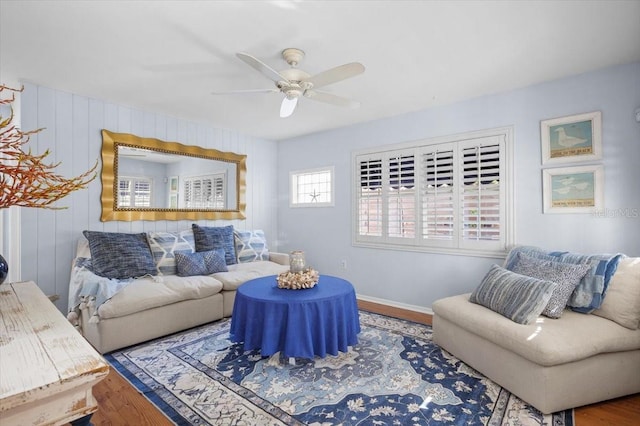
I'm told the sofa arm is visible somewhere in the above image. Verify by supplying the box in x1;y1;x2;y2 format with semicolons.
269;252;290;266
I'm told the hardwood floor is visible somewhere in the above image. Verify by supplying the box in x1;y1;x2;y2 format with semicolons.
83;300;640;425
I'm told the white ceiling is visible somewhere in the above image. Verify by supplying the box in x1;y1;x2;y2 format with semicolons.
2;1;639;141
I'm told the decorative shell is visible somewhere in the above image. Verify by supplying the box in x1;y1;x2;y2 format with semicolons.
277;268;320;289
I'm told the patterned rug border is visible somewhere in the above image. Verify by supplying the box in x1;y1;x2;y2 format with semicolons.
105;311;574;426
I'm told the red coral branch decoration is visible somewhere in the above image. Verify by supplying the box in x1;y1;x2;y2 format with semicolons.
0;85;97;209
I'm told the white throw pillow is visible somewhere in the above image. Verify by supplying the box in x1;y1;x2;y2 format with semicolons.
592;257;640;329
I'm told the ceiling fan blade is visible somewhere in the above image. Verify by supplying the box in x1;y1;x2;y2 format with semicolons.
212;88;279;95
280;96;298;118
304;62;365;89
304;90;360;109
236;52;287;83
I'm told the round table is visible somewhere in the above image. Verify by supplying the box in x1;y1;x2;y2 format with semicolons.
229;275;360;359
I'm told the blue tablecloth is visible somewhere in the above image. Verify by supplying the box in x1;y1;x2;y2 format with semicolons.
230;275;361;359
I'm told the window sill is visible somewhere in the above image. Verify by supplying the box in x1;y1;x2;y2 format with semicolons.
352;240;508;259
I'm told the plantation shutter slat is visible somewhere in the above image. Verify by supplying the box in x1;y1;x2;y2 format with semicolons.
214;177;225;208
460;140;502;244
358;157;383;237
388;153;415;239
117;180;131;207
421;147;455;243
133;180;151;207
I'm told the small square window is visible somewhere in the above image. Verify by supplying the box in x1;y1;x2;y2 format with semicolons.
290;167;334;207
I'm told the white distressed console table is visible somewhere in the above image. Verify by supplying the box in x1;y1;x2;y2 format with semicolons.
0;281;109;425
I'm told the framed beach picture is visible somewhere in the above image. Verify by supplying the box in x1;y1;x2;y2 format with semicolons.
543;165;603;214
541;111;602;165
168;176;179;208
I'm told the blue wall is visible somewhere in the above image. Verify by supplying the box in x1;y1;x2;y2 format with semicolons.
19;83;280;312
16;62;640;314
276;62;640;312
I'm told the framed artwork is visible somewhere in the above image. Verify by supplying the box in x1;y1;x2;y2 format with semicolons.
170;176;179;192
168;176;179;208
543;165;603;214
541;111;601;165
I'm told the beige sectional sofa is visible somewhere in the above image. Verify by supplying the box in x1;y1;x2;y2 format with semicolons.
433;249;640;414
68;227;289;354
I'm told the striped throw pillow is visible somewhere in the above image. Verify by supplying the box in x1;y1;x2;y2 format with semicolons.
470;264;557;324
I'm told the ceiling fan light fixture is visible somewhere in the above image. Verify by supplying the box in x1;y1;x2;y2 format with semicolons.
280;95;298;118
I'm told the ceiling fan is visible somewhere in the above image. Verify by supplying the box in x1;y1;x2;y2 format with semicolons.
213;48;365;118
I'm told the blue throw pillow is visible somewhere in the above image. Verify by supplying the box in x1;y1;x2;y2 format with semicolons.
82;230;157;280
175;249;228;277
192;224;237;265
470;264;557;324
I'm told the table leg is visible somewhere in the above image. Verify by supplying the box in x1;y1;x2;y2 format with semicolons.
70;413;94;426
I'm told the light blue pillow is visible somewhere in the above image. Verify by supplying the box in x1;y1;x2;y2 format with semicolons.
82;230;157;280
147;230;195;275
192;224;237;265
512;252;590;319
175;249;228;277
234;229;270;263
470;264;557;324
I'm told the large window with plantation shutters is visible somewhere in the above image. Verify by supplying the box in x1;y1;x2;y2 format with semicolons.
354;127;513;257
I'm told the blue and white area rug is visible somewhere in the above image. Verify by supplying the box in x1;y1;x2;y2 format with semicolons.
105;311;573;425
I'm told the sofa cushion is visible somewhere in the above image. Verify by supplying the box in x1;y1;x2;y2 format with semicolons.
192;224;237;265
504;246;623;313
511;252;590;319
97;274;223;320
175;249;228;277
433;293;640;366
212;261;290;291
234;229;270;263
593;257;640;329
83;230;157;279
470;264;556;325
147;230;195;275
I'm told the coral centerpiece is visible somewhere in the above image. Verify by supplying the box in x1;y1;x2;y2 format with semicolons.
277;268;320;289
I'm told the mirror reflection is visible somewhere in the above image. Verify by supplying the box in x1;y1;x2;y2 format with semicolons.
116;146;237;210
101;130;246;222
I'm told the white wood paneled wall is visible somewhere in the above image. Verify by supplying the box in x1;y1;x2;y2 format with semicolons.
19;83;279;313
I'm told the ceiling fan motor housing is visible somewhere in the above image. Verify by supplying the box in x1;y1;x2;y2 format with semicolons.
282;48;305;67
278;68;312;99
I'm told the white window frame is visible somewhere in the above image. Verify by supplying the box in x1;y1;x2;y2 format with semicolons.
117;176;152;208
290;166;335;208
352;127;514;258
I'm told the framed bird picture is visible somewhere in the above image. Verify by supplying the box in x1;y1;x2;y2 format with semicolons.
542;165;604;214
540;111;602;165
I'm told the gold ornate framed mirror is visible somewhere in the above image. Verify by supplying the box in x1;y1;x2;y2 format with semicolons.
100;130;246;221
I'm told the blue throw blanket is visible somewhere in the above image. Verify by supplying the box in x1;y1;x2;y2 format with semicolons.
504;246;623;313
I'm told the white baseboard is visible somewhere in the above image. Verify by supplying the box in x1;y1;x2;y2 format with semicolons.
356;293;433;316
